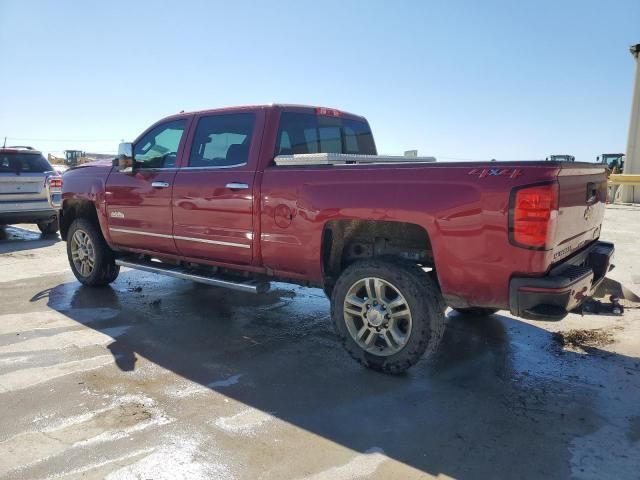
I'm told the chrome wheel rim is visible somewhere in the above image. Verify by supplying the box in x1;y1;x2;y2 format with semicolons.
70;229;95;277
343;277;412;357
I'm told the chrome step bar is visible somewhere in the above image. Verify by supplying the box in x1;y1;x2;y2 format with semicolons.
115;259;269;294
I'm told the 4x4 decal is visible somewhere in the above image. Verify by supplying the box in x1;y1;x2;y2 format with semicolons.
467;167;523;179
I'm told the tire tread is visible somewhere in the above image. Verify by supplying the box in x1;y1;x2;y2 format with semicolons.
66;217;119;286
331;258;446;374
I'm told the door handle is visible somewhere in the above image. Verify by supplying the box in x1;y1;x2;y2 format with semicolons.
151;181;170;188
225;182;249;190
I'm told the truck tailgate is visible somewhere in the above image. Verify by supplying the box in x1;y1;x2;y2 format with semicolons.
551;164;607;263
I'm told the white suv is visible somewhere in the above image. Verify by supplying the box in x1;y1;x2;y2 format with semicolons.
0;146;62;234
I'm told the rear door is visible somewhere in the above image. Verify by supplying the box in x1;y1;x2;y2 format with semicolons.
172;111;263;265
105;118;188;255
0;152;53;213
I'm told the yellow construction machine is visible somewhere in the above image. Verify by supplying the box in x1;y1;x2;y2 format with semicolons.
47;150;90;167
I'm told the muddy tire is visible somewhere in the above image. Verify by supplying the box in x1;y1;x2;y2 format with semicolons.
331;258;446;374
453;307;499;316
66;218;119;286
37;219;59;235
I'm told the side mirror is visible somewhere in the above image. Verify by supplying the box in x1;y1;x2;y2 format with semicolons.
118;142;132;158
113;142;134;173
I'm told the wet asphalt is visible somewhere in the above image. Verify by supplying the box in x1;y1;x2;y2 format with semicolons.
0;205;639;479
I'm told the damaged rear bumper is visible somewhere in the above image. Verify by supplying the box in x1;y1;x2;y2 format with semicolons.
509;241;615;321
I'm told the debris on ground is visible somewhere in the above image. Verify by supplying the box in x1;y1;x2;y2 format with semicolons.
128;286;143;293
553;329;614;349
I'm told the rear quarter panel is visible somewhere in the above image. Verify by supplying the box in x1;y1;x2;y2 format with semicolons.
260;162;569;308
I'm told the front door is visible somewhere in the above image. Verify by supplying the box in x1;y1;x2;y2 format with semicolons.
106;118;188;255
172;112;260;265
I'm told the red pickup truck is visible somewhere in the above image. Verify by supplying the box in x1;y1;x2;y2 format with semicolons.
60;104;614;373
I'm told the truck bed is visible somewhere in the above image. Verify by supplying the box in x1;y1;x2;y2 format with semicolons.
260;159;608;309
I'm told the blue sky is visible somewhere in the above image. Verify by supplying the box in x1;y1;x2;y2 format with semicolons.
0;0;638;161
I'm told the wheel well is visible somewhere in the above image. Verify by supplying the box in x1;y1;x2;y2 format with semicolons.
322;220;434;286
60;200;99;240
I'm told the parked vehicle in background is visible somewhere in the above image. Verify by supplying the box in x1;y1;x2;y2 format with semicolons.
546;154;575;162
598;153;625;174
0;146;62;234
60;104;615;373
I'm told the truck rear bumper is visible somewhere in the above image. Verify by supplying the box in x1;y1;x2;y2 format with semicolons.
509;241;615;321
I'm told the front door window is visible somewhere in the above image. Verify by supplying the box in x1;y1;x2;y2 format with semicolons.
134;119;186;169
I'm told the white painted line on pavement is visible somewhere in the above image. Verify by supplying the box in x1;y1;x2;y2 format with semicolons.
0;355;113;392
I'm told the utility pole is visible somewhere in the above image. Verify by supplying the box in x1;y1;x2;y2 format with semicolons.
622;43;640;203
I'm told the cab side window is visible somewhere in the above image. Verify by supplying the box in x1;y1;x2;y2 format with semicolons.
133;119;186;169
189;114;256;168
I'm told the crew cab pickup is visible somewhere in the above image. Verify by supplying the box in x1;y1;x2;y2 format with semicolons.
60;104;615;373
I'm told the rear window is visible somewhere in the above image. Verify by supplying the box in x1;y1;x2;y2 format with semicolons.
0;153;52;174
275;113;376;158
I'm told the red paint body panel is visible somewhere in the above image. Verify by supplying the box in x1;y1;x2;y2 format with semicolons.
60;164;112;243
105;169;178;254
172;168;256;264
61;105;609;310
259;162;579;307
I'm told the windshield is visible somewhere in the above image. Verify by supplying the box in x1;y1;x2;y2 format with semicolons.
604;156;624;169
0;153;53;174
275;112;377;157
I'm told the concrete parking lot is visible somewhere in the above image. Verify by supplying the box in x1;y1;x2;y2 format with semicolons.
0;205;639;480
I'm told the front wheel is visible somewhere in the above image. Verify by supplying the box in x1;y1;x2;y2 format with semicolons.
331;258;446;374
67;218;120;286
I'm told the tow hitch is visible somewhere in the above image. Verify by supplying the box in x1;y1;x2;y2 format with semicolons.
575;295;624;316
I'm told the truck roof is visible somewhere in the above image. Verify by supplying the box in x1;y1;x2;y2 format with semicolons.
162;104;368;122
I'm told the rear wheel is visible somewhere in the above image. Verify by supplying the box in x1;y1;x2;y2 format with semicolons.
37;219;59;235
331;258;446;374
67;218;119;286
453;307;499;316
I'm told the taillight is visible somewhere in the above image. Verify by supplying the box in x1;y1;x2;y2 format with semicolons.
509;182;558;249
49;177;63;189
